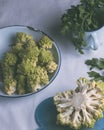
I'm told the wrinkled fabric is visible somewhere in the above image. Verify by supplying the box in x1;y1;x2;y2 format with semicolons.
2;0;104;130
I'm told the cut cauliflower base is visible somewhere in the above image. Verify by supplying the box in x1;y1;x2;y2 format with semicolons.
54;78;104;130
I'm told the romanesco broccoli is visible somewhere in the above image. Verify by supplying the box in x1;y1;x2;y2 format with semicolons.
16;32;33;43
3;52;17;66
1;32;57;95
4;77;17;95
16;75;26;94
39;35;53;49
38;49;54;66
46;61;58;73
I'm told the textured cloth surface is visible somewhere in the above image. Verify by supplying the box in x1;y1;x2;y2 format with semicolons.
1;0;104;130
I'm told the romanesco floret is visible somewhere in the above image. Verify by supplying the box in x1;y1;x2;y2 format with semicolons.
46;61;57;73
34;66;49;85
17;59;36;75
54;78;104;130
16;75;26;95
2;66;14;78
38;49;54;66
26;74;41;92
39;35;53;49
19;45;39;60
11;43;23;53
23;39;37;49
4;77;17;95
16;32;33;43
26;66;49;92
3;52;17;66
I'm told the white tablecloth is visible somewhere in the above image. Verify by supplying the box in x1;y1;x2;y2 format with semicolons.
1;0;104;130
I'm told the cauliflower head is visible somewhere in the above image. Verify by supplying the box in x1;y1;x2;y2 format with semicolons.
54;78;104;130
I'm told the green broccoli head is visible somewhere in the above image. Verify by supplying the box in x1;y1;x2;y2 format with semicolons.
54;78;104;130
16;32;33;43
4;76;17;95
38;49;54;66
39;35;53;49
3;52;17;66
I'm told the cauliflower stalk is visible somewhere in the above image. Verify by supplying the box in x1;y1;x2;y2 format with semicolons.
54;78;104;130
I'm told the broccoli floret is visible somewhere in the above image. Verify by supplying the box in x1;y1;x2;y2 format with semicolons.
3;52;17;66
16;75;26;95
46;61;57;73
16;32;33;43
38;49;54;66
54;78;104;130
4;77;17;95
39;35;53;49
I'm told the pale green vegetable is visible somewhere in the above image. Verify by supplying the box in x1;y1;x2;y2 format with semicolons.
3;52;17;66
16;75;26;95
39;35;53;49
38;48;54;66
1;32;57;95
46;61;58;73
54;78;104;130
4;77;17;95
16;32;33;43
26;66;49;93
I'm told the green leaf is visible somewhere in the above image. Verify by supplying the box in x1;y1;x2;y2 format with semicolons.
85;58;99;70
88;71;102;81
61;0;104;54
